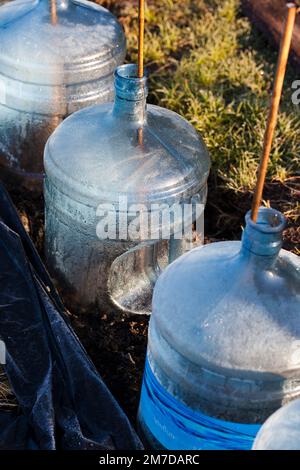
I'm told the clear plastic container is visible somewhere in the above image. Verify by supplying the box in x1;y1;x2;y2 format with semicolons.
44;63;210;316
253;399;300;450
138;207;300;449
0;0;126;190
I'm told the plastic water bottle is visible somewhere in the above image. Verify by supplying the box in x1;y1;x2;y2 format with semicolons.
253;399;300;450
138;207;300;449
0;0;126;191
44;63;210;316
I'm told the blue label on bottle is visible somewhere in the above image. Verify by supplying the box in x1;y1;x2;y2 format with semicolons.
139;358;261;450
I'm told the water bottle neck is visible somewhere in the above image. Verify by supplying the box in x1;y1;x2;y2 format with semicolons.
241;207;286;259
113;64;148;124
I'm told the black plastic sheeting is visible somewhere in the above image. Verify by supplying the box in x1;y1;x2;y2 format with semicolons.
0;183;143;450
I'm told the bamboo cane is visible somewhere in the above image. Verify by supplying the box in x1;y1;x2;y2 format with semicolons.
251;3;298;222
51;0;57;25
138;0;145;79
138;0;145;145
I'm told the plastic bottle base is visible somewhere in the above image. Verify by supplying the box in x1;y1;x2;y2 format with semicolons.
137;415;166;450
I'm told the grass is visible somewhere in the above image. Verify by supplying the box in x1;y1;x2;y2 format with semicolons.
0;368;17;409
102;0;299;222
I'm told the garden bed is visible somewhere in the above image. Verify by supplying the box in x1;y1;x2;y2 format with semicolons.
2;0;300;425
6;174;299;423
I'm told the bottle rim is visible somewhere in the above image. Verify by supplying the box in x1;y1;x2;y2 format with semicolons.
114;63;148;83
114;64;148;103
245;207;286;235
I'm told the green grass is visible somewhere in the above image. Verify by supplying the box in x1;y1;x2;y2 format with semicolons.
105;0;300;194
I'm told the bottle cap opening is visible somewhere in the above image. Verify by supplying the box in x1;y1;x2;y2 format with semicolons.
114;64;148;101
246;207;286;234
242;207;286;257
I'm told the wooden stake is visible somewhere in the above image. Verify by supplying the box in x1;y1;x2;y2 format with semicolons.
49;1;61;144
138;127;143;145
251;3;298;222
51;0;57;26
137;1;145;145
138;0;145;78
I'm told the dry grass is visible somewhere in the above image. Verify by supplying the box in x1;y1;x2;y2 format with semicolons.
0;368;17;409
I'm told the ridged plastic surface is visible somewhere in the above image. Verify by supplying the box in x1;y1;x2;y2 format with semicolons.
44;64;210;315
0;0;126;189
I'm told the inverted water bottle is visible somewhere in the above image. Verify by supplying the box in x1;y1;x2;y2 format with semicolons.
0;0;126;191
138;206;300;449
253;399;300;450
44;63;210;315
